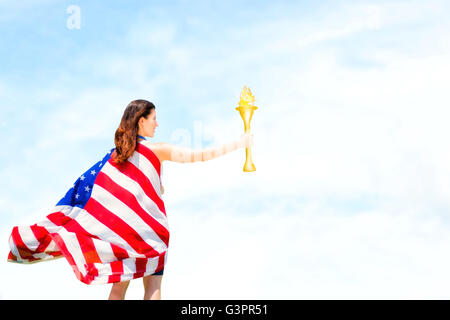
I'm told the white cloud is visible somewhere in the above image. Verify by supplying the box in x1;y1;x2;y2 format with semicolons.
3;202;450;299
163;207;450;299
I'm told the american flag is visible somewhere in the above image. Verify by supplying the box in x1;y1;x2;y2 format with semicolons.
7;141;169;285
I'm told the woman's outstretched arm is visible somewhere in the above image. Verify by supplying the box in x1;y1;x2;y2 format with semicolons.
156;133;254;163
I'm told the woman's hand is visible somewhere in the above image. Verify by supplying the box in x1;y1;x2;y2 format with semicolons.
237;132;254;149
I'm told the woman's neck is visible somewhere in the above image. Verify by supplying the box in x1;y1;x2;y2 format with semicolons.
137;134;147;141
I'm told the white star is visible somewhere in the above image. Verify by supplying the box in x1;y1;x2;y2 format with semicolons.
84;186;91;192
80;175;85;181
90;170;96;175
75;193;80;199
98;162;103;167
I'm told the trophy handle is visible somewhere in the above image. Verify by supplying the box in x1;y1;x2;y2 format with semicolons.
243;141;256;172
236;107;257;172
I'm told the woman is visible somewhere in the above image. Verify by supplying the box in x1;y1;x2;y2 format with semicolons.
7;99;253;300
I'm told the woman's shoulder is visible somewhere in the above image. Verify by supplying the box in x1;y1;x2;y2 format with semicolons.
139;140;165;148
139;140;165;162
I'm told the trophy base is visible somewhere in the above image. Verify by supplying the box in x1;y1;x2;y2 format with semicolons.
243;162;256;172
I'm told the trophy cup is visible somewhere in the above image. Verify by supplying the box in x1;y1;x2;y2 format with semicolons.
236;86;257;172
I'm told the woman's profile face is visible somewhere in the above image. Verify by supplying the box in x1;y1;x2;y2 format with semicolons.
139;109;158;137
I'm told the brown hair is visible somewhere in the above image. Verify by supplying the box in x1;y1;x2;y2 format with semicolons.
112;99;155;164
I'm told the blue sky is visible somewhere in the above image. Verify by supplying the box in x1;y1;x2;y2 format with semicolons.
1;0;450;299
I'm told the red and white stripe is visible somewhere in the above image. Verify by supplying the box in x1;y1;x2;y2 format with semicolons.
7;142;169;285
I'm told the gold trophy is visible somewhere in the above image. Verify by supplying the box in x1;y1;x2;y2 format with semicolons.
236;86;257;172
